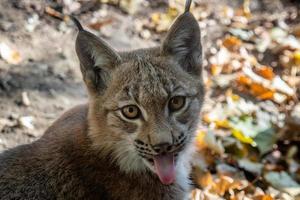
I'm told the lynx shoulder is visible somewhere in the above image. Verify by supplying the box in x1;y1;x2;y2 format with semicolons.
0;0;204;199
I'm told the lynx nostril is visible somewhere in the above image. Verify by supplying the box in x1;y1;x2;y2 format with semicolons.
152;143;173;154
166;145;172;151
153;146;161;153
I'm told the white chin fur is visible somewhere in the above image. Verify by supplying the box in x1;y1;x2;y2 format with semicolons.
115;136;195;194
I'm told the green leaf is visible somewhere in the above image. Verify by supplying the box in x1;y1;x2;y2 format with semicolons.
264;171;300;196
254;127;276;155
238;158;264;175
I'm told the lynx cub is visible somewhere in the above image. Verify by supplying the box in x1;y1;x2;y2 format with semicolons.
0;0;204;199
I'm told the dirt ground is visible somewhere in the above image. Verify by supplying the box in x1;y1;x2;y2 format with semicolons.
0;0;156;151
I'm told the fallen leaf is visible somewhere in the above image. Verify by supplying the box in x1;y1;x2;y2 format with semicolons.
256;66;275;80
293;51;300;65
198;171;215;188
18;116;35;130
88;18;114;30
253;195;274;200
223;36;242;51
0;43;22;65
196;130;224;155
231;128;255;145
229;28;253;41
238;158;264;175
254;128;276;155
237;75;252;85
211;64;222;76
45;6;64;20
264;171;300;196
250;83;274;100
271;76;295;96
21;91;30;106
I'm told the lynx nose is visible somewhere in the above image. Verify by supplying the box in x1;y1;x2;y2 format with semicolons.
152;143;173;154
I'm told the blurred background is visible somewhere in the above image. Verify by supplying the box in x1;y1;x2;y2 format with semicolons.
0;0;299;199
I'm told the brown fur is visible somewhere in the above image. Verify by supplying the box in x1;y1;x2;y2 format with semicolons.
0;104;190;199
0;1;203;199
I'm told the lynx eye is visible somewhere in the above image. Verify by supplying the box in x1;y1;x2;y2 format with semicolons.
121;105;140;119
168;96;186;111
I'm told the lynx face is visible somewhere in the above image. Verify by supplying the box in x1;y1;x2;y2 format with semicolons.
74;9;203;185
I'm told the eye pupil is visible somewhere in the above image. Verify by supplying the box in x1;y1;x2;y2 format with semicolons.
173;99;179;105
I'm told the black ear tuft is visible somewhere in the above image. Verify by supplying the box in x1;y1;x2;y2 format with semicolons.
161;11;202;76
185;0;192;13
70;16;84;31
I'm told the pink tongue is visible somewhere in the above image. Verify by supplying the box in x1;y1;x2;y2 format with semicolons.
153;154;175;185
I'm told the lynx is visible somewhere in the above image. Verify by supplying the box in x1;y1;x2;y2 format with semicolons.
0;0;204;199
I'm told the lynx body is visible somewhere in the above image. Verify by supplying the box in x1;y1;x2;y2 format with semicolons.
0;1;204;199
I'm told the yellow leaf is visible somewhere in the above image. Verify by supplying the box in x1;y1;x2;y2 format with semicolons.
231;128;255;145
226;89;240;101
243;0;251;18
294;51;300;65
195;131;206;150
215;120;231;129
211;64;222;76
203;114;213;124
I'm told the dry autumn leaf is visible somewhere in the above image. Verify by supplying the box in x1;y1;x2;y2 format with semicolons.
223;36;242;51
294;51;300;65
256;66;275;80
211;64;222;76
197;170;215;189
0;42;22;65
253;195;274;200
250;83;274;100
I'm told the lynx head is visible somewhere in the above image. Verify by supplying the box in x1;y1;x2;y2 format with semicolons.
73;0;204;185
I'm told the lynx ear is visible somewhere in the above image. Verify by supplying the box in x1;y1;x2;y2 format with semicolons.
72;17;121;94
161;5;202;76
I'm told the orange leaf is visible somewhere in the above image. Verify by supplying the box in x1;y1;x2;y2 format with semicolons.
256;66;275;80
253;195;274;200
88;18;114;30
223;36;242;51
250;83;274;100
198;171;214;188
236;75;252;86
257;91;274;100
212;176;233;196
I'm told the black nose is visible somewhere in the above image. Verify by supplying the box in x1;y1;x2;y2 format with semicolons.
152;143;173;154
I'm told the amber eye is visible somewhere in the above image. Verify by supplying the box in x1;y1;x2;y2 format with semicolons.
168;96;186;111
121;105;140;119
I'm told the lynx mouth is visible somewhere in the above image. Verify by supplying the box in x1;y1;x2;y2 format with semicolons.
136;141;186;185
